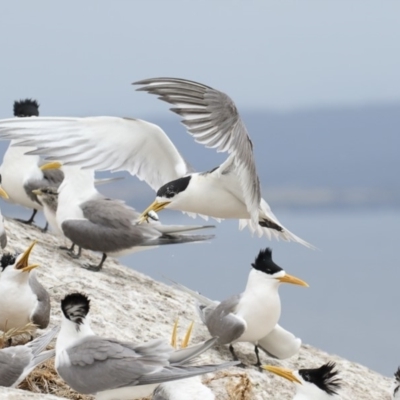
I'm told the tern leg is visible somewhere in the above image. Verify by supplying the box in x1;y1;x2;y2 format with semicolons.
59;243;75;252
15;209;38;225
82;253;107;272
229;344;246;368
253;345;262;367
41;222;49;233
68;246;82;259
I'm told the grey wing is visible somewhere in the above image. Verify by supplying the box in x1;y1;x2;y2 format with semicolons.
257;324;301;360
134;78;261;222
27;326;59;355
205;294;246;345
29;272;50;329
0;211;7;249
57;336;172;394
168;337;218;365
0;347;31;387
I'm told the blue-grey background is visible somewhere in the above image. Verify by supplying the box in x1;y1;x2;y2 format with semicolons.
0;1;399;376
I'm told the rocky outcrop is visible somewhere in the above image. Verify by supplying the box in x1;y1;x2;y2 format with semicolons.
0;218;393;399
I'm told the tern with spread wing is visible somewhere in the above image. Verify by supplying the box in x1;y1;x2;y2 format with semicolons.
55;293;237;400
263;362;342;399
0;326;58;387
171;248;307;366
0;241;50;334
0;99;64;228
0;78;311;247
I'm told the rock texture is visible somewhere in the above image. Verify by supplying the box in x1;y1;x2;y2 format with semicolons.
0;218;393;399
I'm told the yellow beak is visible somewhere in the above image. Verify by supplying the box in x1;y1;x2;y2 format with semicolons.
40;161;62;171
32;189;43;196
138;200;171;224
170;319;194;349
262;365;302;384
0;186;9;199
278;273;309;287
15;241;40;272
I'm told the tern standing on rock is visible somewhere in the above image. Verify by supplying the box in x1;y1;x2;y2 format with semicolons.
0;326;58;387
0;241;50;333
0;78;312;247
55;293;238;400
172;248;307;366
263;362;342;399
0;99;64;228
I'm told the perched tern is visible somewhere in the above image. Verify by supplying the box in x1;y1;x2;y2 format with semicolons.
0;241;50;333
32;166;215;271
263;362;342;399
391;367;400;399
152;319;215;400
0;99;64;227
0;79;311;247
55;292;238;399
0;326;58;387
171;248;307;366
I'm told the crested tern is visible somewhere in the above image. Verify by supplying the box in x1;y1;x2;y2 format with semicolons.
0;326;58;387
391;367;400;399
0;99;64;228
0;79;311;247
152;320;216;400
35;166;214;271
263;362;342;399
56;292;238;399
0;241;50;333
171;248;307;366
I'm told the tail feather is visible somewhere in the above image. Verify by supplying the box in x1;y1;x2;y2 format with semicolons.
169;337;218;365
27;326;59;356
155;224;215;234
149;233;215;246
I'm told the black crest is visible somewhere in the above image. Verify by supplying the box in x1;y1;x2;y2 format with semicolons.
156;176;192;199
251;248;282;275
0;253;16;271
299;362;341;395
395;367;400;382
61;293;90;325
13;99;40;117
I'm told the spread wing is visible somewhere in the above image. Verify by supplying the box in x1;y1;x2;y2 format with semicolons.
134;78;261;222
0;116;192;191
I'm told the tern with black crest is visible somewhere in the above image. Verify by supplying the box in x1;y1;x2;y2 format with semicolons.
391;367;400;399
263;362;342;399
0;79;312;247
171;248;307;366
55;292;237;400
0;241;50;334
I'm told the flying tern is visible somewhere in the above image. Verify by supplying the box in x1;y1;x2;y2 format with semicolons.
171;247;307;366
263;362;342;399
31;166;214;271
0;79;312;247
0;326;58;387
0;99;64;228
0;241;50;333
55;292;237;399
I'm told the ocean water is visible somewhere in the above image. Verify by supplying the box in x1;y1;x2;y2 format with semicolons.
119;208;400;377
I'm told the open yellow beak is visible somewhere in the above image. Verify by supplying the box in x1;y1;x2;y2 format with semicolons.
32;189;43;196
278;273;309;287
262;365;302;384
138;200;171;224
0;186;9;199
15;241;40;272
170;319;194;349
40;161;62;171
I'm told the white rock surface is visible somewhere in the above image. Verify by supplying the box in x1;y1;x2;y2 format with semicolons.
0;218;393;399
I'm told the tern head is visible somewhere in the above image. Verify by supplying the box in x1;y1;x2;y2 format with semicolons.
61;292;90;327
392;367;400;399
263;362;341;399
251;248;308;287
0;241;39;280
139;176;192;222
13;99;40;117
0;174;9;200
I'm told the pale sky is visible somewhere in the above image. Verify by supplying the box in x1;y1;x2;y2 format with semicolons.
1;1;400;118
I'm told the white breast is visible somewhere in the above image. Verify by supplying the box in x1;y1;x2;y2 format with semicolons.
96;384;158;400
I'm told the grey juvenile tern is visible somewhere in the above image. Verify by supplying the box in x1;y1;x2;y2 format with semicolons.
55;292;238;400
263;362;342;399
0;326;58;387
0;79;311;247
0;99;63;228
171;248;307;366
0;241;50;333
33;166;214;272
